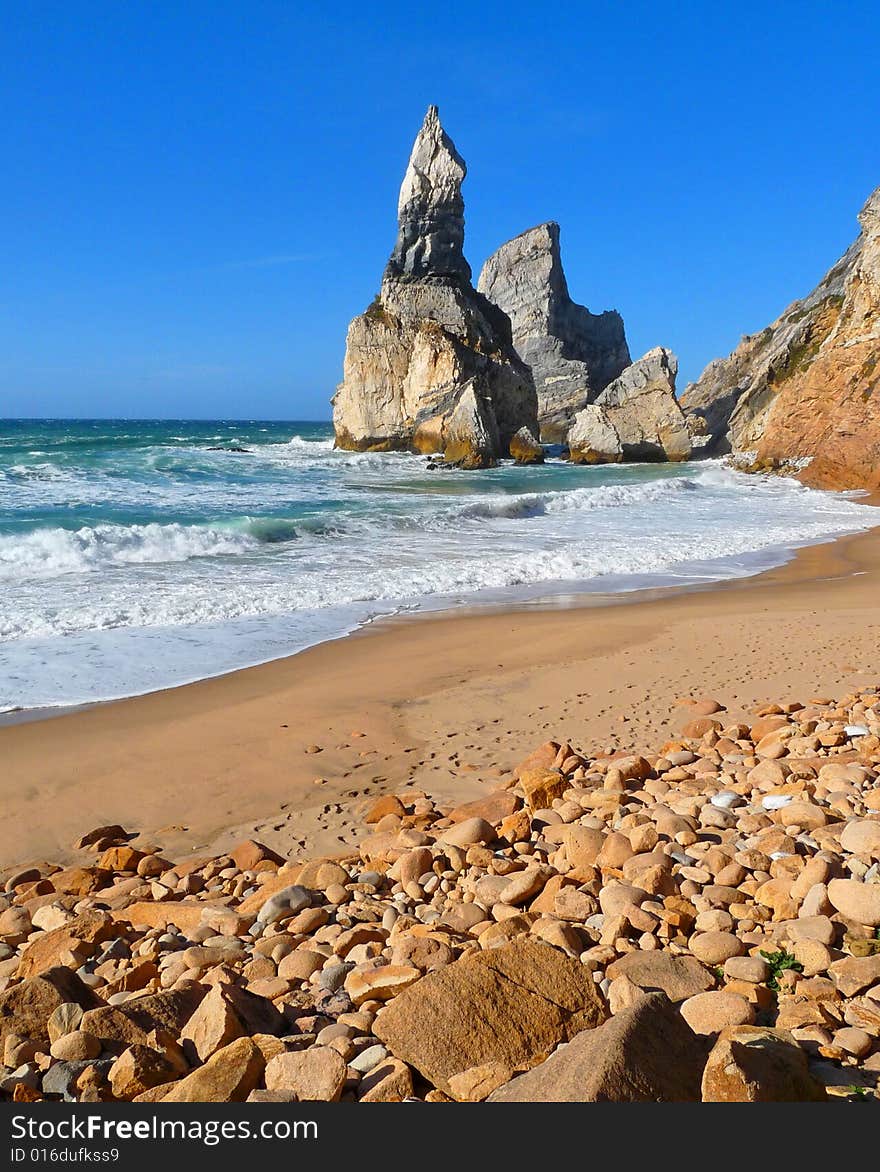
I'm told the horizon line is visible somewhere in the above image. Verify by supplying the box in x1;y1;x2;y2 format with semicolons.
0;415;334;424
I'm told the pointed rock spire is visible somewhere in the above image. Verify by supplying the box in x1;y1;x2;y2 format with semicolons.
385;105;472;283
333;106;538;465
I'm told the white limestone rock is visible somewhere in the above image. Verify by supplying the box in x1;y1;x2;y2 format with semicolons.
478;222;630;442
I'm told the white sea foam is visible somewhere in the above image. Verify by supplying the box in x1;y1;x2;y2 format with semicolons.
0;436;877;710
284;434;336;452
0;522;262;580
451;476;696;521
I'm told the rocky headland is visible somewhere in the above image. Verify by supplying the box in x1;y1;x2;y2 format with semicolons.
335;114;878;485
477;222;630;443
3;684;880;1103
682;185;880;490
332;107;539;468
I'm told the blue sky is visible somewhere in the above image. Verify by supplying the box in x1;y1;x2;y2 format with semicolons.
1;1;878;420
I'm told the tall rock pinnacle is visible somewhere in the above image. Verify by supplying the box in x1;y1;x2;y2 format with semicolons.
332;106;538;466
385;105;472;284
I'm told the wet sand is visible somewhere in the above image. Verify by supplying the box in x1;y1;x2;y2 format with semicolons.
2;516;880;871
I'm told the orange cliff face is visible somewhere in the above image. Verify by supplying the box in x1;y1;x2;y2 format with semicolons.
681;187;880;491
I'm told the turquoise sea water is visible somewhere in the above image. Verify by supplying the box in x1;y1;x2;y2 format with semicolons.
0;418;876;712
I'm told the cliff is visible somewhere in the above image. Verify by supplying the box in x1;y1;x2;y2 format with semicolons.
681;185;880;489
477;222;630;442
332;107;539;468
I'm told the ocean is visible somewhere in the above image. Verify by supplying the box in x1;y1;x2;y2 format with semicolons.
0;418;876;714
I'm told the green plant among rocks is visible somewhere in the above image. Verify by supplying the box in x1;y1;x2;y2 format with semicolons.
759;950;804;991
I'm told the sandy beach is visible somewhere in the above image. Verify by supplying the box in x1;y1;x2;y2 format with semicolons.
3;510;880;873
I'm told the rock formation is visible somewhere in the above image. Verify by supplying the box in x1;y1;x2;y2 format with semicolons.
332;106;539;468
478;222;631;442
568;347;692;463
681;184;880;489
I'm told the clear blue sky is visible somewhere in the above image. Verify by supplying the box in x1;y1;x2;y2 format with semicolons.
1;1;877;420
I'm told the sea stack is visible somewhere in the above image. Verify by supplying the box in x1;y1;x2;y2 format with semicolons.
477;222;630;442
681;184;880;489
568;347;692;464
332;106;539;468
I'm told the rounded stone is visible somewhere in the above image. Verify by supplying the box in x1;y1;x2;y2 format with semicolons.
840;820;880;861
256;885;312;925
277;950;325;983
832;1027;872;1058
723;955;770;983
680;991;755;1036
264;1046;347;1101
49;1031;102;1062
598;883;647;917
439;818;497;848
348;1043;388;1074
689;932;745;965
827;879;880;927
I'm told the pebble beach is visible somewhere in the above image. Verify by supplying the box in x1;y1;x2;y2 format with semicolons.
2;518;880;1102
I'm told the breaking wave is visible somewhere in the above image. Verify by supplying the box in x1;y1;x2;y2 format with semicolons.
451;476;696;522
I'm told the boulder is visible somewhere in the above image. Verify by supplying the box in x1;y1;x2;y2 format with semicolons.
829;954;880;997
179;984;284;1062
109;1045;181;1101
519;768;568;812
840;820;880;861
679;990;755;1035
78;988;204;1056
49;1030;101;1062
508;426;544;464
562;825;606;869
358;1058;414;1103
73;825;130;850
605;951;714;1002
16;911;115;979
0;967;101;1047
373;938;606;1096
827;878;880;927
571;347;691;462
229;840;285;870
438;817;497;848
256;884;312;926
264;1047;347;1101
689;931;745;965
566;405;621;464
441;380;499;469
345;965;421;1006
161;1038;264;1103
488;992;705;1101
120;987;206;1038
701;1025;828;1102
448;790;521;826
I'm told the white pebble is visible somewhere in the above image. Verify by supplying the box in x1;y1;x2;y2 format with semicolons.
710;792;739;809
761;794;793;810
